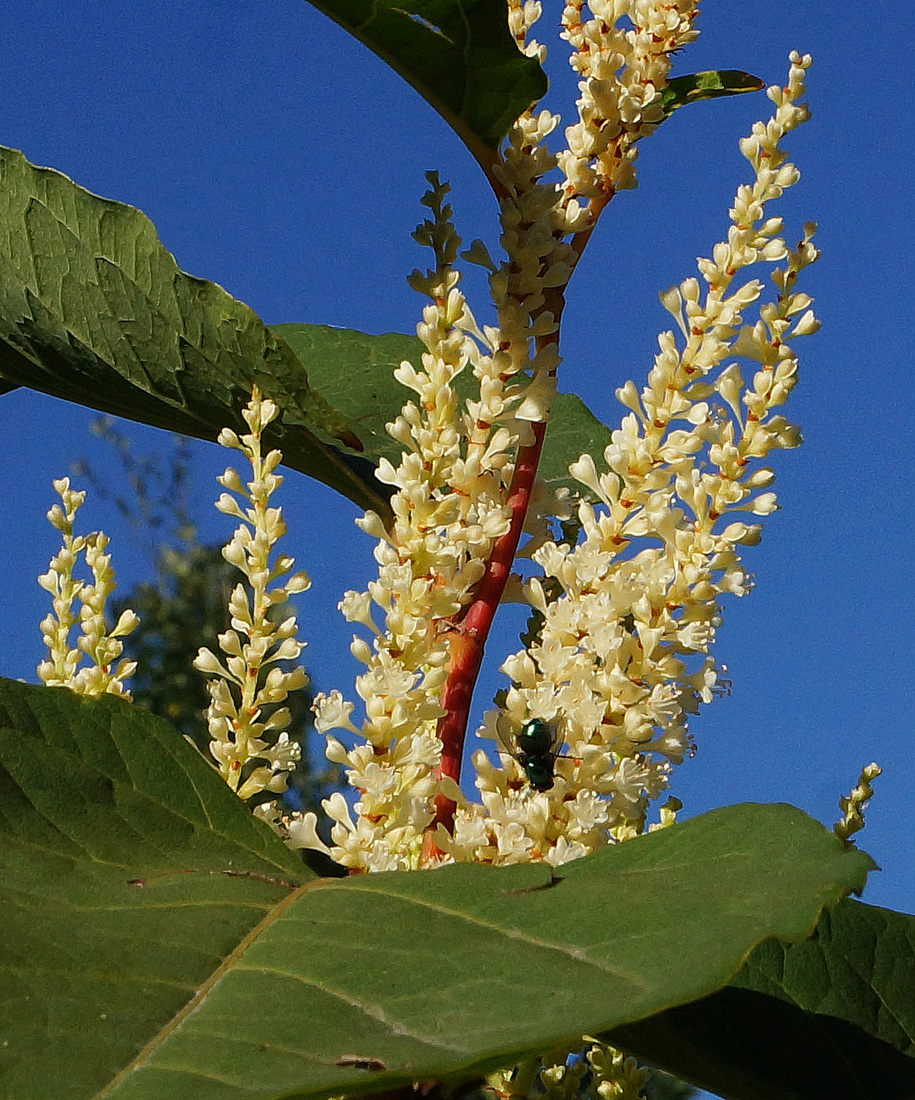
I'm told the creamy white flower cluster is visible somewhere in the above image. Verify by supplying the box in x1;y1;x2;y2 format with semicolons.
490;1037;647;1100
558;0;700;207
303;6;677;862
485;0;705;424
540;1041;649;1100
303;10;794;875
448;54;818;867
37;477;138;697
305;175;552;871
193;389;310;809
507;0;547;62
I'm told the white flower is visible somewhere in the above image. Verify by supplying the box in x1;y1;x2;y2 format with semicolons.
461;53;818;867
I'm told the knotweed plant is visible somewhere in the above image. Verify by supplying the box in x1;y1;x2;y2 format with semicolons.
289;41;818;875
21;4;892;1098
129;13;822;1098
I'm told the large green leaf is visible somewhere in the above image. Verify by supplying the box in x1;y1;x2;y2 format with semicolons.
0;145;614;523
303;0;547;166
275;321;612;498
608;900;915;1100
735;899;915;1058
0;144;390;517
0;675;876;1100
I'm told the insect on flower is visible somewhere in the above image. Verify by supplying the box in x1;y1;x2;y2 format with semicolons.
501;718;564;792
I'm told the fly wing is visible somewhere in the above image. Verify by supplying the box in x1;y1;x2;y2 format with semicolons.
495;719;564;758
495;722;521;761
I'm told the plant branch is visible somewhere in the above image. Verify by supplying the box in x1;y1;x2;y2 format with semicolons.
419;118;621;862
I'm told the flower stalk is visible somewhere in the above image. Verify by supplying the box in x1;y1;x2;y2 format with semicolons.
194;388;311;819
37;477;138;697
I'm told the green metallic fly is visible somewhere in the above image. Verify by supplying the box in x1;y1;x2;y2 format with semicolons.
501;718;564;792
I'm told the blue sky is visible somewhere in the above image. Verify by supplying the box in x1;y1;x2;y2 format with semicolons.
1;0;912;1027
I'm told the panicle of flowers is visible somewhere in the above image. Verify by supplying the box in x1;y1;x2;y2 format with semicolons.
37;477;138;698
461;0;705;534
538;1041;648;1100
580;1041;649;1100
834;762;881;846
487;1;702;403
507;0;547;63
193;388;310;818
498;1038;648;1100
302;5;721;873
558;0;701;212
445;54;818;867
304;175;536;871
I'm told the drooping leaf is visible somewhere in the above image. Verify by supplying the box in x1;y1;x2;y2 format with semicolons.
0;145;617;521
302;0;548;166
0;677;875;1100
608;900;915;1100
656;70;766;119
274;321;613;498
0;144;390;517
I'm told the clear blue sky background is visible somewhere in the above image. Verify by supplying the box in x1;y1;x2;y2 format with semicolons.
1;4;912;1088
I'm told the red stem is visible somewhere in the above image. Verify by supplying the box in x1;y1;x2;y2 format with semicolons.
421;322;560;863
431;421;546;810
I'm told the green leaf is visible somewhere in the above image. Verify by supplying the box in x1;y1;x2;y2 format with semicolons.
67;808;877;1100
608;900;915;1100
0;677;311;1100
0;145;612;519
275;321;613;499
0;681;874;1100
656;70;766;119
0;144;390;517
303;0;548;165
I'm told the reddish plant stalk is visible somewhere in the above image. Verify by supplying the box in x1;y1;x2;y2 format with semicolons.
421;314;563;862
420;422;545;863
